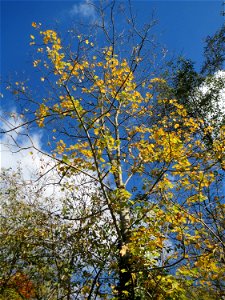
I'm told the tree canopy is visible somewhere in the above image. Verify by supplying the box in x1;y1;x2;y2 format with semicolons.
1;3;225;299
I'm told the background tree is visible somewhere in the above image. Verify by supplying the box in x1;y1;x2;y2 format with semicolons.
0;167;116;299
168;24;225;143
201;24;225;76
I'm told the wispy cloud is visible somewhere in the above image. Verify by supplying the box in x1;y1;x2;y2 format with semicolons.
198;70;225;124
0;109;97;211
0;111;70;211
0;111;43;179
70;0;96;20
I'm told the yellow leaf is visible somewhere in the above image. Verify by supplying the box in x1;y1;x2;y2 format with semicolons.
32;22;37;28
120;244;128;256
30;34;35;40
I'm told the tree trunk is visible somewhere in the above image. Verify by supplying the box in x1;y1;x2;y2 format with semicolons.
117;204;135;299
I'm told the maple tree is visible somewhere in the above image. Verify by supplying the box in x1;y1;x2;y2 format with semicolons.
1;3;225;299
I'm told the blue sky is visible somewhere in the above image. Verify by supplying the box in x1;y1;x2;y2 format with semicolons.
1;0;224;82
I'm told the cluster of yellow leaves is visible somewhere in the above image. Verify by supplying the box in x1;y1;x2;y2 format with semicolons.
41;30;65;74
179;248;224;286
80;46;146;114
128;208;167;266
55;141;97;172
150;275;187;299
150;77;167;84
31;27;96;84
35;103;49;127
59;95;83;115
176;201;225;289
56;140;66;154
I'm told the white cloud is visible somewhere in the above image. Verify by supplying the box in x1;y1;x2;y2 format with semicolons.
0;110;100;213
198;70;225;124
1;112;45;179
0;112;67;213
70;0;96;20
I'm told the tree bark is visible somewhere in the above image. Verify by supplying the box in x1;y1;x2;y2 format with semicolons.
117;203;134;299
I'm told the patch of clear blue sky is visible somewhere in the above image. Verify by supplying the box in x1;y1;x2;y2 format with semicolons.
1;0;224;108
